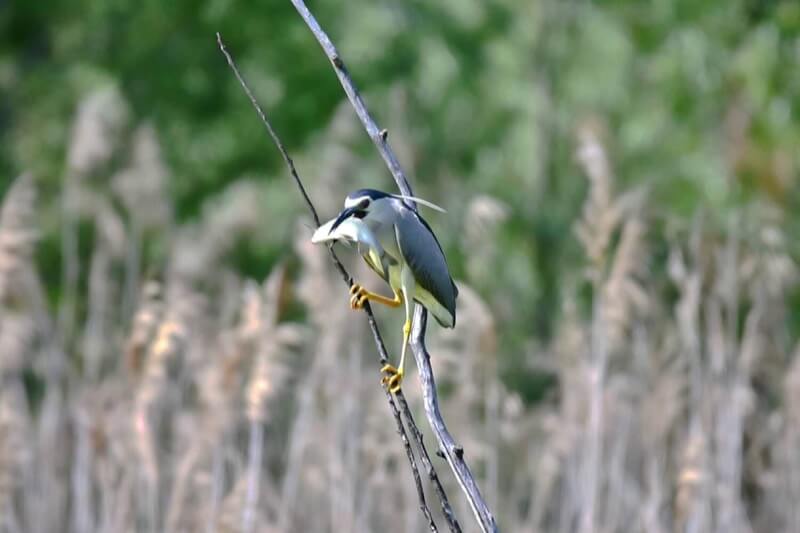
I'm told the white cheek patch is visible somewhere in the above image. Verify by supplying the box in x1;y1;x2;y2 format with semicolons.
344;195;369;209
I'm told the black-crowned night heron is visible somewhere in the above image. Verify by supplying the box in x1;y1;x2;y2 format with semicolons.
311;189;458;393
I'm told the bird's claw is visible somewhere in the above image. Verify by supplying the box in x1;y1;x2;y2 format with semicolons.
349;284;369;310
381;364;403;393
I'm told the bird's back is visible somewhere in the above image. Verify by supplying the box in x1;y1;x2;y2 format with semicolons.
394;208;458;328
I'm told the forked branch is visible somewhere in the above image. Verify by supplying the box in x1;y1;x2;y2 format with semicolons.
286;2;500;531
217;33;454;533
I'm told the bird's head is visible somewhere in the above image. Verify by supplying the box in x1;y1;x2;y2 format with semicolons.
311;188;444;244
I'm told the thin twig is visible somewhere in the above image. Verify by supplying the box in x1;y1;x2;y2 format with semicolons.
285;2;500;531
396;393;461;529
217;33;439;533
216;38;320;226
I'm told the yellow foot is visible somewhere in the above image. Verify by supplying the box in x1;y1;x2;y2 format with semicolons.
349;284;369;310
380;364;404;393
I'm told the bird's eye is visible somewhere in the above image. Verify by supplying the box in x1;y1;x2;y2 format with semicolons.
358;199;370;209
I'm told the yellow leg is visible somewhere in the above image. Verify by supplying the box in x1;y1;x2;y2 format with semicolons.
350;283;402;310
381;319;411;393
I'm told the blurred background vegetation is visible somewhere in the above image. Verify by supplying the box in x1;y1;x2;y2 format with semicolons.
3;0;800;367
1;0;800;531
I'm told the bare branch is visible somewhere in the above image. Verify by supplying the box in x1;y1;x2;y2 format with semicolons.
217;33;440;533
284;3;500;532
285;1;413;199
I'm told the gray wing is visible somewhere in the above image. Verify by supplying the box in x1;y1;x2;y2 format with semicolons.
394;209;458;327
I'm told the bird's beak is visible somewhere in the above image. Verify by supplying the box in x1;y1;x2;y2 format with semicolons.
329;206;358;234
311;207;359;244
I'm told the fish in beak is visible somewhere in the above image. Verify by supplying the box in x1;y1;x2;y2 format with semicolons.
310;217;339;244
311;207;365;244
311;208;385;261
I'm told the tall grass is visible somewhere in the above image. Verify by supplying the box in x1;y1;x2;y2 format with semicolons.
1;91;797;533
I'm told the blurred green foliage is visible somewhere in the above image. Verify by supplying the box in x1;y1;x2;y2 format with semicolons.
1;0;798;397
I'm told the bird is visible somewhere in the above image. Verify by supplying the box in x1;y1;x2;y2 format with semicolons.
311;188;458;393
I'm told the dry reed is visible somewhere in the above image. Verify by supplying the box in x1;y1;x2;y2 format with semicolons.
1;97;798;533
